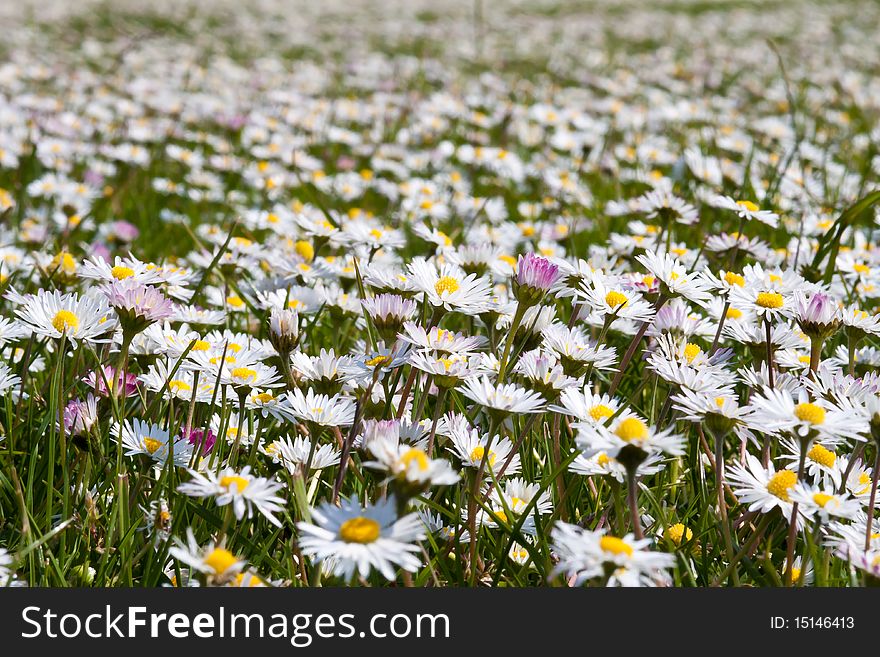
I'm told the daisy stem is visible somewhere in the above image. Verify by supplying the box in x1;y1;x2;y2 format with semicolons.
497;302;526;384
609;295;667;396
712;512;773;586
229;390;248;467
625;464;643;539
709;298;730;354
808;337;823;378
784;443;808;586
468;417;498;583
426;386;447;457
763;318;775;390
864;449;880;552
712;428;738;585
332;376;376;503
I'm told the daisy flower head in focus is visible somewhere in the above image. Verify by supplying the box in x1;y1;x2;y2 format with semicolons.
297;496;425;581
177;466;286;526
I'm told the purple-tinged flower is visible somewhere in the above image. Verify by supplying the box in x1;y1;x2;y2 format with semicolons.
795;290;841;339
103;279;174;335
63;395;99;436
84;365;139;398
361;293;418;341
181;426;217;455
513;252;561;306
109;220;140;243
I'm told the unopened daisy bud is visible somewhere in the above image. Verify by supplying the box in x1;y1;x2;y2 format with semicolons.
268;307;299;355
795;291;841;340
512;252;560;307
103;279;174;337
361;293;417;343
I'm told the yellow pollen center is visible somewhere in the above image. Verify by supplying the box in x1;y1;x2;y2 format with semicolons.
219;475;249;492
794;402;825;425
168;379;191;392
724;271;745;287
726;307;743;319
144;438;163;454
400;448;430;472
254;392;275;404
736;200;759;212
756;291;784;309
605;290;628;309
597;452;611;466
615;417;648;442
767;470;797;501
812;493;835;508
684;343;701;363
365;354;391;368
807;444;835;468
111;265;135;279
191;340;210;351
599;536;633;556
589;404;615;421
204;548;238;575
470;446;497;467
294;240;314;262
434;276;460;296
665;523;693;546
339;517;381;544
231;367;257;381
52;310;79;333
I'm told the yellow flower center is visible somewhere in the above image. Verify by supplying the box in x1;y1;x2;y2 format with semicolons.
857;472;871;495
365;354;391;368
254;392;275;404
226;295;244;308
339;517;381;544
756;292;784;309
615;417;648;442
723;271;745;287
52;310;79;333
736;200;759;212
470;445;497;467
767;470;797;501
143;438;163;454
589;404;615;421
434;276;460;296
794;402;825;425
597;452;612;466
498;254;517;267
400;448;430;472
168;379;191;392
684;343;701;363
599;536;633;556
665;523;693;546
605;290;628;309
726;307;743;319
191;340;211;351
294;240;314;262
204;548;238;575
807;444;835;468
853;263;870;274
231;367;257;382
219;475;249;492
111;265;135;279
812;493;835;508
51;251;77;275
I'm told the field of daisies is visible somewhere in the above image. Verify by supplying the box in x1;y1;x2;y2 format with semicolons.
1;0;880;588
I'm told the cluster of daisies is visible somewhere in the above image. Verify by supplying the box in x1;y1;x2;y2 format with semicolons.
1;0;880;587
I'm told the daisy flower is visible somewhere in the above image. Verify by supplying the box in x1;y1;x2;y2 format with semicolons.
114;418;192;466
14;289;115;346
297;496;425;581
177;466;286;526
408;258;492;314
709;195;779;228
460;375;546;416
264;436;341;473
284;387;357;427
550;522;675;586
169;529;245;583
